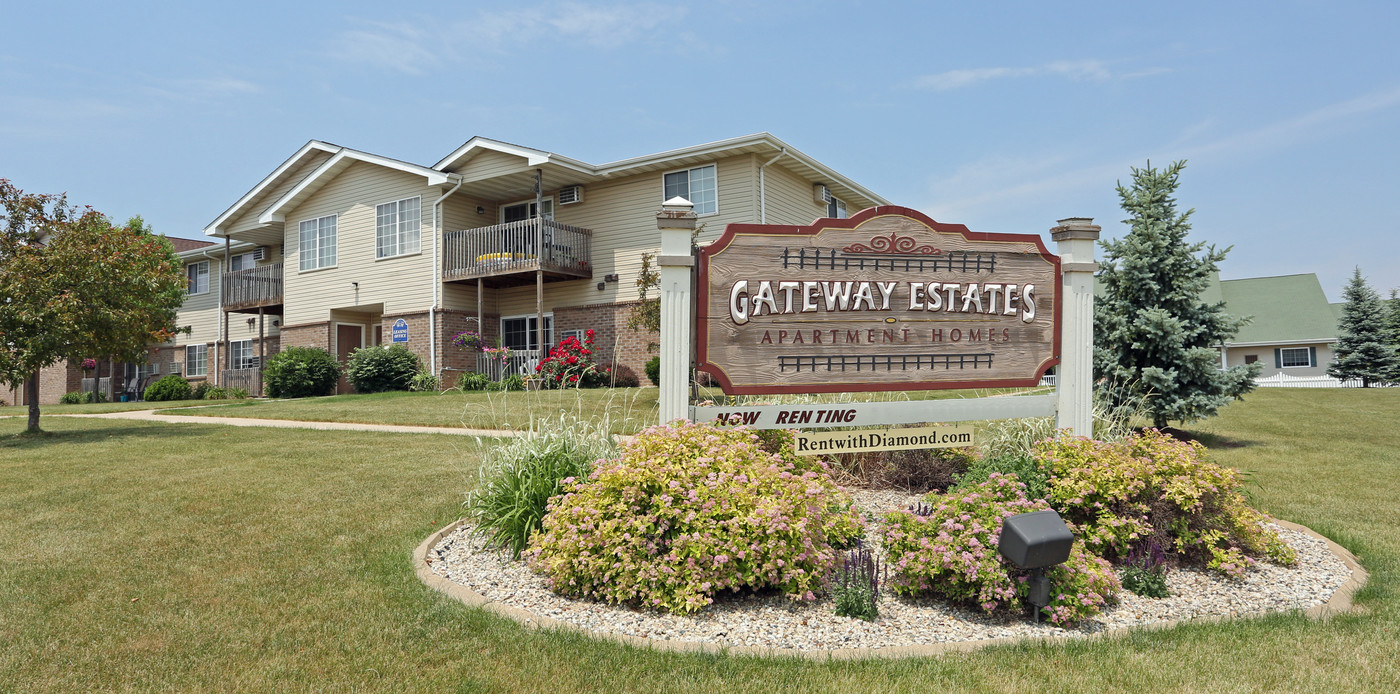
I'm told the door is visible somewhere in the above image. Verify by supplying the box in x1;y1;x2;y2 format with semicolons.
336;324;363;394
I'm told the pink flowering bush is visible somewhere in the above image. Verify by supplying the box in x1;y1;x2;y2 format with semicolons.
881;474;1119;626
527;421;864;613
535;329;612;388
1033;429;1296;577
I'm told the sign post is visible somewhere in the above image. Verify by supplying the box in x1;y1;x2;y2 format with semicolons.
1050;218;1100;438
656;197;697;424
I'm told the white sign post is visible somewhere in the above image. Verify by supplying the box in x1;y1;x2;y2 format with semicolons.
1050;218;1101;438
656;197;697;424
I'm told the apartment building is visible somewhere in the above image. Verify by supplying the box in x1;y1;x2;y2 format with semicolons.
148;133;889;394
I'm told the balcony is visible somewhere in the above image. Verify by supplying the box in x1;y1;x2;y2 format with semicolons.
442;219;592;287
222;263;283;313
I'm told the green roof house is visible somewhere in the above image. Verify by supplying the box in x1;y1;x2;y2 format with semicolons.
1212;273;1339;381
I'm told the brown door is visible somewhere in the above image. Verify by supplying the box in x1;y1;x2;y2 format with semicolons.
336;324;363;394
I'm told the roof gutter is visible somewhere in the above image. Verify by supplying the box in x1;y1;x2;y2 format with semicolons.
757;148;787;224
430;174;465;378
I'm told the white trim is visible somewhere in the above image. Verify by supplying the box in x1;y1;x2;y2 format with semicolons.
499;197;555;223
186;260;210;295
204;140;339;236
332;322;366;359
297;213;337;272
375;195;423;259
1225;338;1338;348
433;137;592;175
259;148;449;225
1279;346;1314;368
662;163;719;217
184;343;209;377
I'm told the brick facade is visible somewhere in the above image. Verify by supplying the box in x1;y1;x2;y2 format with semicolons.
279;321;332;352
553;300;657;385
435;308;497;383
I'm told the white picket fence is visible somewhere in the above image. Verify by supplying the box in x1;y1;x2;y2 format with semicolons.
1253;372;1372;388
474;349;541;380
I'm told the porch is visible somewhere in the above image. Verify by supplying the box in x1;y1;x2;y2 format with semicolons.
442;219;592;287
222;263;284;312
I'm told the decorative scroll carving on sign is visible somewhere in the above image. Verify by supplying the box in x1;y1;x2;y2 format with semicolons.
842;232;942;255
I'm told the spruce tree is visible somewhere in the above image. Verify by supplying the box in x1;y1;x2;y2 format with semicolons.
1386;289;1400;381
1094;161;1259;429
1326;268;1399;387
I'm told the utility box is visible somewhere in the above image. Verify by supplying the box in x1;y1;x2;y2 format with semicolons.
999;509;1074;569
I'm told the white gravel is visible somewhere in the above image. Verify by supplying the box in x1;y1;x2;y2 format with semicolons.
427;489;1354;651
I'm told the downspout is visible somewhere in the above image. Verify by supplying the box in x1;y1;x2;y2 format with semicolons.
431;174;465;378
757;148;787;224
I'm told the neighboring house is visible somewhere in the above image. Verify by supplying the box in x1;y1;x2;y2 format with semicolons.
1209;273;1339;379
159;133;886;394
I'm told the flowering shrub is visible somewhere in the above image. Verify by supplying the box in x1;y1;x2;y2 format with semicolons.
881;474;1118;626
451;330;488;351
528;421;863;613
535;329;612;388
1032;429;1296;576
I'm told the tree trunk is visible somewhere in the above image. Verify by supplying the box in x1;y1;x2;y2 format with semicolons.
25;372;41;433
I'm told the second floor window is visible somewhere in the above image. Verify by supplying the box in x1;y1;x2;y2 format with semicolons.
187;261;209;294
299;214;337;271
827;196;848;219
664;164;717;215
229;251;257;271
376;196;421;258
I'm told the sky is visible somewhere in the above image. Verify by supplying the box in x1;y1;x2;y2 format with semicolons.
3;1;1397;301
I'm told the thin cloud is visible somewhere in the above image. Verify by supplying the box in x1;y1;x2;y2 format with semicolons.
142;76;262;103
909;59;1151;92
327;3;687;74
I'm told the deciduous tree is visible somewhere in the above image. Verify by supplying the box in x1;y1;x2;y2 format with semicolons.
0;180;187;432
1326;268;1398;387
1094;161;1259;429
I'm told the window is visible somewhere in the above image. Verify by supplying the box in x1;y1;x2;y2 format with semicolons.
298;214;337;271
185;344;208;377
560;328;586;344
186;261;209;294
230;340;258;370
501;199;553;223
501;315;553;352
1280;347;1313;368
229;252;258;271
827;196;848;219
663;164;717;215
376;196;421;258
1244;354;1259;365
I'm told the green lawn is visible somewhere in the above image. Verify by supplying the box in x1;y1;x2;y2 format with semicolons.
1;388;1397;692
157;386;1039;435
0;399;246;417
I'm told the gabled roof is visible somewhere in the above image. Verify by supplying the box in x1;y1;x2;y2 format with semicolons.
203;140;340;236
433;132;889;209
256;147;452;225
1219;273;1338;344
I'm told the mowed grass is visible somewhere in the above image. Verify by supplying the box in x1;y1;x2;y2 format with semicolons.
0;389;1397;692
0;399;243;417
161;386;1038;435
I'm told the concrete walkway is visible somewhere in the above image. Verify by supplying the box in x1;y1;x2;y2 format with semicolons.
55;409;519;437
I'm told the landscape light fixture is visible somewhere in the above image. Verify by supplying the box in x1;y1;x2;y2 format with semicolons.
998;509;1075;624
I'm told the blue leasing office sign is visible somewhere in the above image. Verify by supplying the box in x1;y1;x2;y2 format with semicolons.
391;319;409;343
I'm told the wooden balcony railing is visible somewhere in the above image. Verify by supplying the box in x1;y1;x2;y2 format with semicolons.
222;263;283;311
442;219;592;283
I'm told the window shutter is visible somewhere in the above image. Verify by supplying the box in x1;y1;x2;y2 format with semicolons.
1274;348;1282;369
1309;346;1317;367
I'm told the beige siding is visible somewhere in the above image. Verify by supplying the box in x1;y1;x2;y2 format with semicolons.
453;150;531;180
763;163;833;226
224;151;335;235
178;256;223;344
281;162;438;326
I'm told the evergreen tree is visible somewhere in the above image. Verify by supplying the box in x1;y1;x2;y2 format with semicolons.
1326;268;1399;387
1386;289;1400;381
1094;161;1259;429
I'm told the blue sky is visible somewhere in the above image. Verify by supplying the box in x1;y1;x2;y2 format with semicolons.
3;1;1397;300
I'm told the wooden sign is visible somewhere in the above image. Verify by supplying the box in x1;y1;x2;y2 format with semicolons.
697;206;1060;394
793;425;975;456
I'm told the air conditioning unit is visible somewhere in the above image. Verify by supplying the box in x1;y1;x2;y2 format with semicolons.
251;246;270;261
558;185;584;205
813;184;832;205
170;362;183;375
